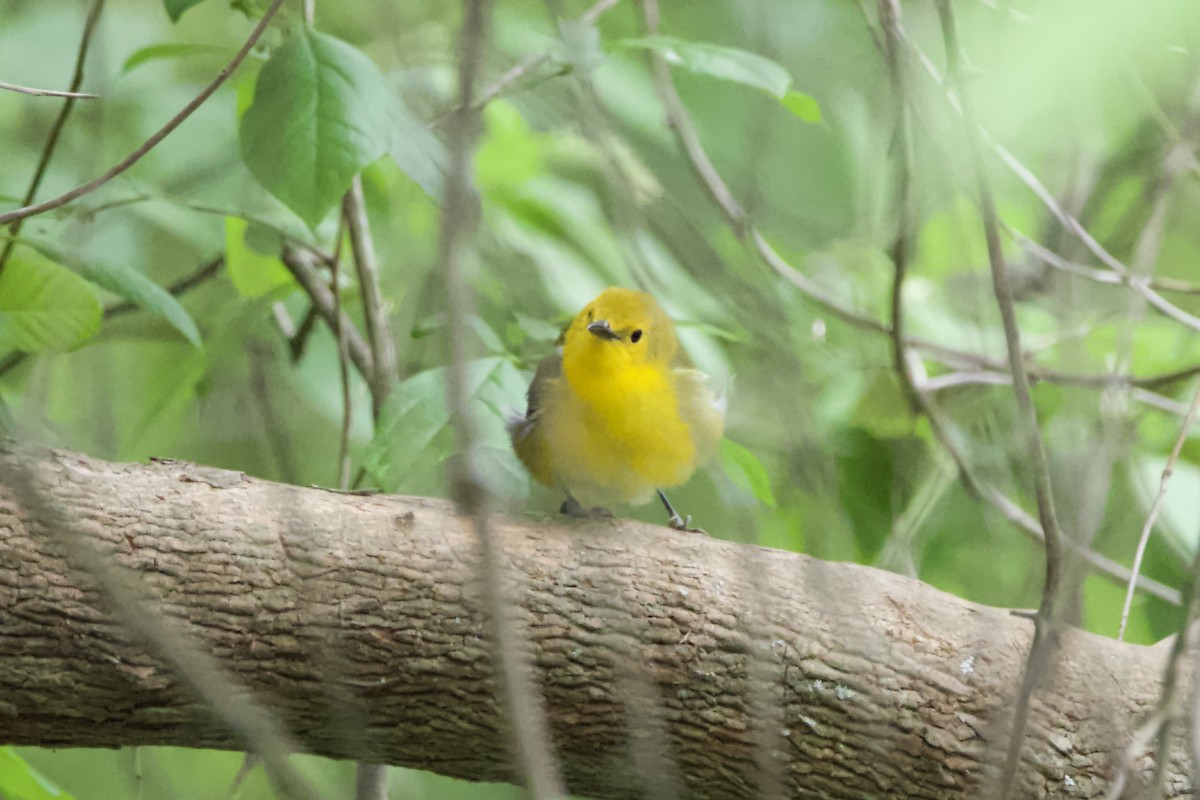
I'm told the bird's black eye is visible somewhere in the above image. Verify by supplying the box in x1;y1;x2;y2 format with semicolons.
630;329;643;343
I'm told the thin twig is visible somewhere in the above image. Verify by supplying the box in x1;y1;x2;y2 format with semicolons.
1147;548;1200;795
635;0;1181;610
440;1;566;798
287;306;320;362
935;5;1066;797
470;0;622;111
882;0;914;412
1006;223;1200;297
902;22;1200;339
279;246;375;389
1119;380;1200;640
0;0;106;276
329;216;352;492
106;255;224;317
0;0;285;228
343;176;397;417
936;1;1065;595
0;80;97;99
877;0;987;508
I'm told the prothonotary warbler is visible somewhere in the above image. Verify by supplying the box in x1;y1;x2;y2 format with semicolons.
508;287;725;530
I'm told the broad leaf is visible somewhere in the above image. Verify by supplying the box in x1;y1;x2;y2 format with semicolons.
74;261;202;348
240;28;399;227
163;0;211;23
122;43;229;74
719;439;777;508
389;102;446;202
224;216;294;298
620;35;792;98
2;238;203;347
781;90;822;123
0;254;102;353
364;357;529;497
0;748;75;800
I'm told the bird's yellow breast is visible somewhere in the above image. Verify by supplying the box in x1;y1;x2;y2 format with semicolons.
541;357;697;505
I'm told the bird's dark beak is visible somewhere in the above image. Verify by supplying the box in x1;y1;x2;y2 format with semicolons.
586;320;621;341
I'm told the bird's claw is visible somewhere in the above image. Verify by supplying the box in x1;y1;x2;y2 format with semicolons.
561;497;613;520
667;513;705;534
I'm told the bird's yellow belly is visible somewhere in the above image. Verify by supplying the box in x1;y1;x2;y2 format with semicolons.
541;370;696;506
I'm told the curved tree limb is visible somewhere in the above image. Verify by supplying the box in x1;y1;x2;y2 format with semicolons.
0;443;1193;798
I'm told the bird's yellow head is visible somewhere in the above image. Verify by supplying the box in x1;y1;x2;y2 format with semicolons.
562;287;678;373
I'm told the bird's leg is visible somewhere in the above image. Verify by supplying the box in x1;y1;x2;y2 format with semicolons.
560;492;612;519
658;490;703;533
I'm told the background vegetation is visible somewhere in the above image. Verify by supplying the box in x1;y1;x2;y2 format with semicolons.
2;0;1199;796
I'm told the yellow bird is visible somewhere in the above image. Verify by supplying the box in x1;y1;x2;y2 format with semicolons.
509;287;724;529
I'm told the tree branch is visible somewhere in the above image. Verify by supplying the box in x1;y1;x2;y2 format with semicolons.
439;0;566;796
0;0;106;276
635;1;1178;612
279;244;375;382
0;80;97;99
935;5;1068;796
0;0;284;229
0;442;1193;798
343;175;397;416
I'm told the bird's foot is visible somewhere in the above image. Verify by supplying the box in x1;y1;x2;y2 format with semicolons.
561;496;613;519
667;512;705;534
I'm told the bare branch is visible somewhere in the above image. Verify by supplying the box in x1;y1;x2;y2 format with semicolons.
0;80;97;99
1120;380;1200;640
439;1;566;797
934;5;1068;796
0;0;106;276
329;215;353;492
279;245;375;382
470;0;623;111
634;0;1181;615
0;0;285;229
0;443;1194;798
901;19;1200;338
1;450;324;800
877;0;992;535
343;176;398;416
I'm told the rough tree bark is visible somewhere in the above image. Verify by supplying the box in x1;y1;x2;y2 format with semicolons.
0;443;1192;799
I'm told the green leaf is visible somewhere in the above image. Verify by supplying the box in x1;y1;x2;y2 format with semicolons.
73;262;202;348
620;35;792;98
122;43;230;74
719;439;777;508
163;0;211;23
239;28;400;228
389;101;446;202
364;358;529;497
851;369;918;439
781;90;822;123
0;254;102;353
0;748;75;800
3;238;205;347
224;216;294;298
476;101;545;193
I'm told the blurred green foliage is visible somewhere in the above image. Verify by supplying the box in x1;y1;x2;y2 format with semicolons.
2;0;1200;796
